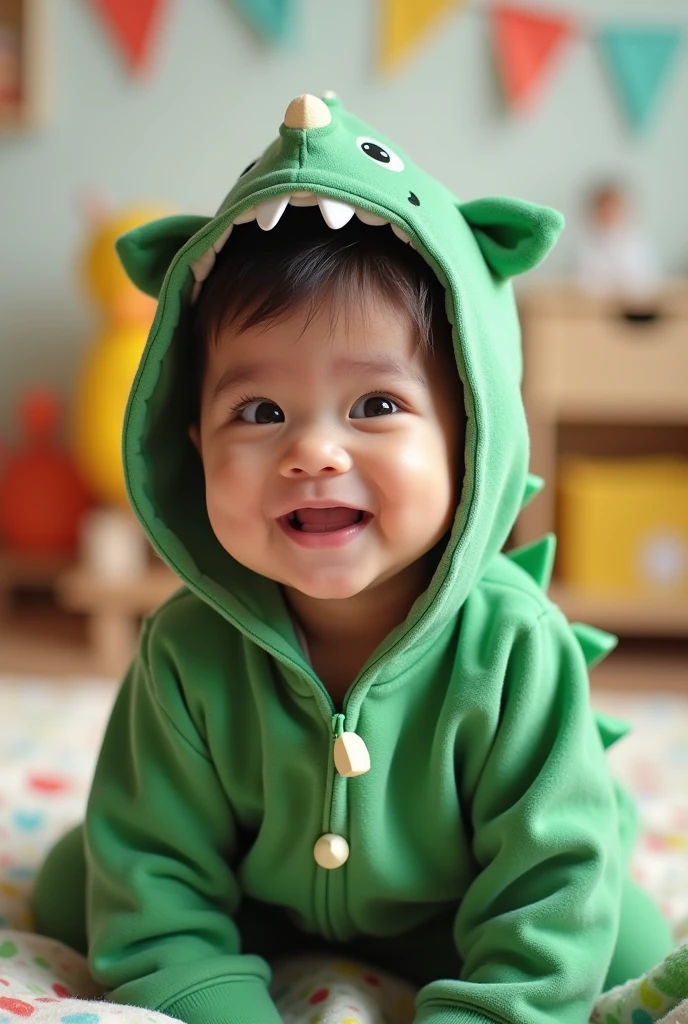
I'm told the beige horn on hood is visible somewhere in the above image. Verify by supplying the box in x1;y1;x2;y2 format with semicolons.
284;94;332;130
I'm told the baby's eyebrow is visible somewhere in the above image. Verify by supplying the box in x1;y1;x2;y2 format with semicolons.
212;355;427;399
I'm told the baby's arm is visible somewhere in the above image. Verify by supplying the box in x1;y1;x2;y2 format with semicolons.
84;615;281;1024
415;607;622;1024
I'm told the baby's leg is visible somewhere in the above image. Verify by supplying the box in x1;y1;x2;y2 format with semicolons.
31;824;87;955
603;876;674;991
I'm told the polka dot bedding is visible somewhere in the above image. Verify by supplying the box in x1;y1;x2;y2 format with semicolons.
0;679;687;1024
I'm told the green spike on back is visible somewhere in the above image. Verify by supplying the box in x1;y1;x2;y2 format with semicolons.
570;622;618;668
521;473;545;509
507;533;556;591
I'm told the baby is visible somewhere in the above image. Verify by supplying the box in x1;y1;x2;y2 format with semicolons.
33;94;678;1024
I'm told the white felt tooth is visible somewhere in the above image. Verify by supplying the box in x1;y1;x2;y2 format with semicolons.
233;207;257;224
355;208;388;227
256;195;290;231
213;224;234;253
191;247;216;282
391;223;411;244
289;191;319;207
318;196;357;229
191;280;202;303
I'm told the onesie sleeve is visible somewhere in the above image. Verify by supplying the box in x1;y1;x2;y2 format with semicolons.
84;616;282;1024
413;607;622;1024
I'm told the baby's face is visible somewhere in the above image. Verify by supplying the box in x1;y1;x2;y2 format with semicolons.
190;295;463;601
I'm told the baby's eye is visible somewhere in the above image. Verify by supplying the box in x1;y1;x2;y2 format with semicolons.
356;137;404;172
237;399;284;424
350;394;401;419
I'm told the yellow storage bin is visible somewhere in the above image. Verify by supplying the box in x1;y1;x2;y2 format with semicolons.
558;457;688;596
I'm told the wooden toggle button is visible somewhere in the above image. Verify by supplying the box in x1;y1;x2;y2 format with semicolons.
333;731;370;778
313;833;350;869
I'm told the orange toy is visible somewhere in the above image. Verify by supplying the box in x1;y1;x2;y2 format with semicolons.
0;390;92;554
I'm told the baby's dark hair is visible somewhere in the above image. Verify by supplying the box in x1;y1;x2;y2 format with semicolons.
188;205;452;421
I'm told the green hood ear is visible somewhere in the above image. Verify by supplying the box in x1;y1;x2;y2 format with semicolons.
458;197;564;279
116;214;213;297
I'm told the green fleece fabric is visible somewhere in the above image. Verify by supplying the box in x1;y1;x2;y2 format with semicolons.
72;96;640;1024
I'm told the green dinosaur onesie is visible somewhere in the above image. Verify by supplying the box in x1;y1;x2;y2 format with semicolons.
34;93;667;1024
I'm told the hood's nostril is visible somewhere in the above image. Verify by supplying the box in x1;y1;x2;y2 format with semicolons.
284;94;332;130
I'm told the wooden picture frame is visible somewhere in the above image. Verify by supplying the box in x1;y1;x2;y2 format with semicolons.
0;0;47;132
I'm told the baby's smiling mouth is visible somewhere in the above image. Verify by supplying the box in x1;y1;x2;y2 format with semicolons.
286;507;366;533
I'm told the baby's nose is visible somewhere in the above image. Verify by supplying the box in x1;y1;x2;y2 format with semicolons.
283;94;332;130
279;437;351;477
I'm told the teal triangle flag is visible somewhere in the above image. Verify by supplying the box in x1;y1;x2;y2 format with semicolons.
230;0;291;43
597;26;682;130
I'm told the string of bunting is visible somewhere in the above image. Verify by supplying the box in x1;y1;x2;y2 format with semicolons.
83;0;683;131
84;0;291;74
380;1;685;131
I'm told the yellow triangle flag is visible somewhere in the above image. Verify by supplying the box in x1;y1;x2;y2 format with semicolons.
380;0;458;73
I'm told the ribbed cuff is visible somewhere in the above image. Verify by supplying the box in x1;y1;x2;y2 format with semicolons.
415;1001;496;1024
161;976;282;1024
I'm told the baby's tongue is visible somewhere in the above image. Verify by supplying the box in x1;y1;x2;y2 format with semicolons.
296;507;360;533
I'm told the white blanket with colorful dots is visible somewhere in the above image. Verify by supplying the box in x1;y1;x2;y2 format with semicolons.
1;678;687;1024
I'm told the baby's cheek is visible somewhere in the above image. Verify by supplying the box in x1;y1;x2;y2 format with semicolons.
204;451;263;532
398;434;456;530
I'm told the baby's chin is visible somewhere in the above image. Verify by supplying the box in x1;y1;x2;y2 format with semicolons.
277;567;375;601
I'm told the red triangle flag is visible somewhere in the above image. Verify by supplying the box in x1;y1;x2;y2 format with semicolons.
490;5;575;111
89;0;167;73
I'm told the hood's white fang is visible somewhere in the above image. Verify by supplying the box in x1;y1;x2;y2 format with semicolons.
191;247;216;282
289;191;319;207
256;195;290;230
212;224;234;253
233;207;257;224
190;193;417;304
391;223;411;244
355;208;387;227
318;196;356;229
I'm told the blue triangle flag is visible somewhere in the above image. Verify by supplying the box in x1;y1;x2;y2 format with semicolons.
597;25;683;130
230;0;291;43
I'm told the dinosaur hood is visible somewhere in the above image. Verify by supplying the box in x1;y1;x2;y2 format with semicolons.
117;93;564;672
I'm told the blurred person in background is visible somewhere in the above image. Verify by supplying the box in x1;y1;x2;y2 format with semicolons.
575;180;661;306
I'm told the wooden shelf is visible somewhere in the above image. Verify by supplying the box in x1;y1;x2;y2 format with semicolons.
550;583;688;637
518;280;688;638
56;563;179;614
55;563;180;677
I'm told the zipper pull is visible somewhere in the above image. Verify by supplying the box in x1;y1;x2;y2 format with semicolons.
332;713;345;740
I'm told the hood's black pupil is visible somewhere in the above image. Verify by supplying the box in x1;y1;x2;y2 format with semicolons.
362;142;390;164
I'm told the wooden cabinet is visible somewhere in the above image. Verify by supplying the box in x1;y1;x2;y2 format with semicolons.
0;0;47;132
517;281;688;636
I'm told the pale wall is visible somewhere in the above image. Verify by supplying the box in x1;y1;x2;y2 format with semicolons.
1;0;686;435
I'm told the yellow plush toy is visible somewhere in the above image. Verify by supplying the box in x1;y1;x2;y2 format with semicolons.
72;206;167;505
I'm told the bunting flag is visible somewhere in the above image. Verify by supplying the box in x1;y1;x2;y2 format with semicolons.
596;26;683;130
489;5;576;111
87;0;168;73
379;0;458;73
230;0;292;44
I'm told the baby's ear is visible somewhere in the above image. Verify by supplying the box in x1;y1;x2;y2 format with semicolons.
116;214;213;297
458;197;564;279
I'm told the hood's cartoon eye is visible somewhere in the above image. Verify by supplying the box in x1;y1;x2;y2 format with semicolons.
356;137;404;172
